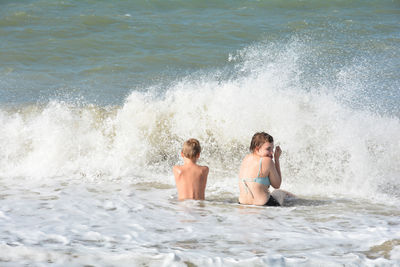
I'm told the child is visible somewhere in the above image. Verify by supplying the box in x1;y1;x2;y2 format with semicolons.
173;138;209;200
238;132;295;206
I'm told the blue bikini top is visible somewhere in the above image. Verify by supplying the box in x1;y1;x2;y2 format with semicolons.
241;158;271;194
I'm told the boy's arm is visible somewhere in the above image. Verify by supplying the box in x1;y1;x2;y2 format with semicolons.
173;166;183;199
202;166;209;189
173;166;181;181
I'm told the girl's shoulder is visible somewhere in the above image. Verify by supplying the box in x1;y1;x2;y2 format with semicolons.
261;156;274;167
243;153;256;161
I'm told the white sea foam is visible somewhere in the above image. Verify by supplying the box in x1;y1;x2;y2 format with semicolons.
0;41;399;204
0;178;399;266
0;40;399;266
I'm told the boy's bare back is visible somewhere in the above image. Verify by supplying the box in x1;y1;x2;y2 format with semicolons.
173;162;208;200
173;138;209;200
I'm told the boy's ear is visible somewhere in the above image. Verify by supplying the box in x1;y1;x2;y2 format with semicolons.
181;152;184;158
196;153;200;159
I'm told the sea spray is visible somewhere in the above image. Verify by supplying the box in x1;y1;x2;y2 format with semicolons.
1;1;400;265
1;40;399;205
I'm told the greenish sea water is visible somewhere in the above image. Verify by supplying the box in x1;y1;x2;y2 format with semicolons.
0;1;399;266
1;0;399;111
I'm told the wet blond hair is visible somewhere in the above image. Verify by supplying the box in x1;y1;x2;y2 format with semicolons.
182;138;201;159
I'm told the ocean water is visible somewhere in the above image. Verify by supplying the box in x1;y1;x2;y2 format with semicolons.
1;0;400;266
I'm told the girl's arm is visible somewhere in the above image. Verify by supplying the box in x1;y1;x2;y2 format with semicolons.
267;146;282;189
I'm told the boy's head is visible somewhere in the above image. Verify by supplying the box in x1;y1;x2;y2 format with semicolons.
182;138;201;160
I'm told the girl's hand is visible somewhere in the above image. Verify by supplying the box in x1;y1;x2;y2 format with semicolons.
274;146;282;160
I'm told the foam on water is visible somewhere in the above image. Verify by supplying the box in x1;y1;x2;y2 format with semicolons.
1;40;399;204
1;39;400;266
0;176;399;266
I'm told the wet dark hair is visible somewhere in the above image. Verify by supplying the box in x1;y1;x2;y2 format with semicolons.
249;132;274;152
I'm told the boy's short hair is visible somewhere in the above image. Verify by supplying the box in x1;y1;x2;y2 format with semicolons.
182;138;201;159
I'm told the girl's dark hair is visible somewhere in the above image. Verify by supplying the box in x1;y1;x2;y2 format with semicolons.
249;132;274;152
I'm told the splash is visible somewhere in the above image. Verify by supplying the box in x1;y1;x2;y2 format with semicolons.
0;40;399;204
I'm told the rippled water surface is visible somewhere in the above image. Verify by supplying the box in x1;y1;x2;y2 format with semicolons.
0;0;399;266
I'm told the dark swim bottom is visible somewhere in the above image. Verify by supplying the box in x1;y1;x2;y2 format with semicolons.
238;196;281;206
264;195;280;206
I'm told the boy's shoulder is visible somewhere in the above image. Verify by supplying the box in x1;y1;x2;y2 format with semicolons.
173;165;183;174
198;165;209;175
192;163;208;169
174;164;208;172
201;165;209;171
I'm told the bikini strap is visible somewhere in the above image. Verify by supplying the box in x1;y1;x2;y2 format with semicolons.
242;179;249;193
241;158;263;198
256;158;263;178
242;179;254;198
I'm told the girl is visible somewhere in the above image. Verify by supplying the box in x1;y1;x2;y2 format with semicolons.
238;132;294;206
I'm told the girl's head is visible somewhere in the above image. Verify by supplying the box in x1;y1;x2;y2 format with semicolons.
182;138;201;160
250;132;274;158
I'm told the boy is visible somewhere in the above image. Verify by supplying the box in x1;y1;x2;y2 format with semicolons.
173;138;209;200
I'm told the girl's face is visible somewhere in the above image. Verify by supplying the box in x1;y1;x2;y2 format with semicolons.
256;142;274;158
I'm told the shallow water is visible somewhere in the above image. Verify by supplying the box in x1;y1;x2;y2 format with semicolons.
1;176;399;266
1;0;400;266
